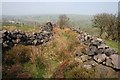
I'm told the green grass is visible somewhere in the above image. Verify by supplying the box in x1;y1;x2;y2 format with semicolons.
24;58;46;78
105;40;120;54
2;22;40;32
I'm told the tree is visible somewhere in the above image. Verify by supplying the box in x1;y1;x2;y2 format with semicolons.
118;12;120;41
92;13;118;40
58;14;69;29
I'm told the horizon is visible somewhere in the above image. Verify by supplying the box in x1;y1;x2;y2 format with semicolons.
2;2;118;16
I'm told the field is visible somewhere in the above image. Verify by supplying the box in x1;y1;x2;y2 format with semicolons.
3;15;119;53
2;15;120;78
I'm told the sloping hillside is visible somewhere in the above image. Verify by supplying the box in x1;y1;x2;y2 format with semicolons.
2;23;120;78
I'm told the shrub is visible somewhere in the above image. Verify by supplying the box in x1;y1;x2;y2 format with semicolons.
16;72;32;78
3;45;31;65
64;67;95;78
2;64;23;78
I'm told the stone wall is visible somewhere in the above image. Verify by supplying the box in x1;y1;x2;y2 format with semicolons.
1;22;120;71
1;22;53;50
72;28;120;70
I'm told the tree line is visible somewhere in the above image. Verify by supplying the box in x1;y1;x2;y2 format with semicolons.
57;13;119;41
92;13;119;41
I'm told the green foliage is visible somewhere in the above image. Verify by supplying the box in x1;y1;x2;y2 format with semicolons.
105;40;120;54
23;55;47;78
2;22;39;32
92;13;118;40
34;57;46;78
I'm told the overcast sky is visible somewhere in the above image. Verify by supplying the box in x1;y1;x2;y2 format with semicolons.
2;2;118;15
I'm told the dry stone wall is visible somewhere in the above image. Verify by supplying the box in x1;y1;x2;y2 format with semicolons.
1;22;120;71
1;22;53;49
72;28;120;70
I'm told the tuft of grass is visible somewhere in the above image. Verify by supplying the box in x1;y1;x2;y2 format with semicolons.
3;45;32;78
64;67;95;78
105;40;120;54
34;27;87;78
3;45;31;65
3;26;88;78
24;58;46;78
52;60;90;78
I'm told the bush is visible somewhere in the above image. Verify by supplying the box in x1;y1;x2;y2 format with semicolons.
2;64;32;78
64;67;95;78
3;45;31;65
2;64;23;78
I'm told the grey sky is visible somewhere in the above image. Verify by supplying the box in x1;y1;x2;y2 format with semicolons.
2;2;118;15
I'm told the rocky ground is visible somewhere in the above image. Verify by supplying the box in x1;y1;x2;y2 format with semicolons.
75;28;120;69
1;22;120;78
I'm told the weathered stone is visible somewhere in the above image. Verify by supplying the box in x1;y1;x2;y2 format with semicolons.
94;64;118;78
15;38;21;44
105;58;113;67
81;55;91;62
74;27;120;71
98;44;109;49
33;39;38;45
83;60;98;67
2;22;53;48
17;34;22;38
74;57;83;63
96;38;103;42
85;47;95;56
75;51;83;57
89;45;97;52
104;48;115;56
110;54;120;69
95;48;104;54
90;60;98;67
93;54;107;63
83;64;92;70
3;42;8;47
91;40;101;46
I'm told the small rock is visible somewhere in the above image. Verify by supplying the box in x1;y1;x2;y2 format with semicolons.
93;54;107;63
75;51;83;57
110;54;120;69
3;42;8;47
91;40;101;46
94;49;102;54
85;47;95;56
105;58;113;67
104;48;115;56
90;60;98;67
96;38;103;42
33;39;38;45
83;64;92;70
74;57;83;63
98;44;109;49
81;55;91;62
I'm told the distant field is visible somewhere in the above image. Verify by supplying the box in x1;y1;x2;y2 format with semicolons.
2;15;119;54
2;22;40;32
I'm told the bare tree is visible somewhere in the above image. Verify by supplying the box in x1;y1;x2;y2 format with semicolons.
58;14;69;29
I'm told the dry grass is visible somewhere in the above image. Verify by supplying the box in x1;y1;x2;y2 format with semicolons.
3;27;88;78
3;26;17;31
3;45;31;65
29;27;87;78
